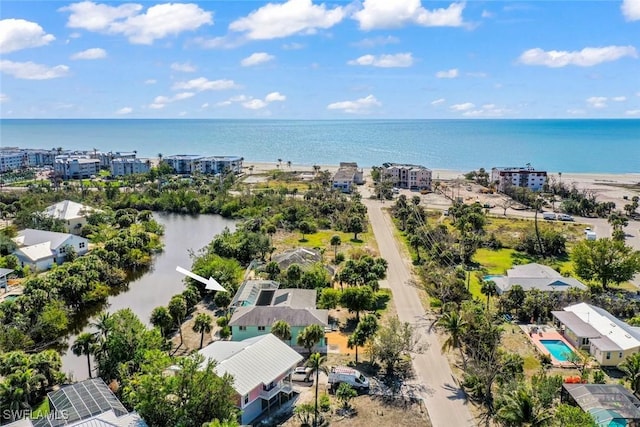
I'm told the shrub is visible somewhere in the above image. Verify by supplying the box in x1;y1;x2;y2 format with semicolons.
319;393;331;412
334;252;345;264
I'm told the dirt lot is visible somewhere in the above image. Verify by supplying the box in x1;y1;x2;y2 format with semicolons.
169;299;221;355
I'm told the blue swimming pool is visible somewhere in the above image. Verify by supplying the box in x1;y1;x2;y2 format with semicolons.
483;275;503;281
540;339;574;361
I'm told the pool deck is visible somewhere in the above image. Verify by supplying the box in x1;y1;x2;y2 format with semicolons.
519;324;577;367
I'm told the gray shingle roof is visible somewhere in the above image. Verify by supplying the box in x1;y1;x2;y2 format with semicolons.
229;306;328;327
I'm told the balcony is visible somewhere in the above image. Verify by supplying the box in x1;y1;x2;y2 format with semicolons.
260;383;293;400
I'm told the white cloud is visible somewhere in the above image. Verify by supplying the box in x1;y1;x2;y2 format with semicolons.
172;77;239;92
241;52;275;67
466;71;487;78
243;99;268;110
149;103;165;110
148;92;194;109
0;93;9;103
282;42;304;50
201;103;209;108
217;94;249;107
567;109;586;115
0;19;55;53
626;109;640;116
462;104;510;117
518;45;638;67
229;0;345;40
327;94;381;114
450;102;475;111
348;53;413;68
116;107;132;115
192;35;245;49
265;92;286;102
587;96;607;108
435;68;459;78
170;62;196;72
144;79;157;85
431;98;445;106
612;96;627;102
0;60;69;80
352;35;399;48
60;1;212;44
353;0;465;30
481;10;494;18
622;0;640;21
71;47;107;60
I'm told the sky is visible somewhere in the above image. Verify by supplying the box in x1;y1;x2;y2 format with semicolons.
0;0;639;119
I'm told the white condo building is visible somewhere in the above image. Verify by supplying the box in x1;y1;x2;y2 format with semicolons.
54;156;100;179
164;154;243;175
491;165;547;192
111;158;151;176
384;163;432;190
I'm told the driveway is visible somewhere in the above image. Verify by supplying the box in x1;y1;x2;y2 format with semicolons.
363;198;475;427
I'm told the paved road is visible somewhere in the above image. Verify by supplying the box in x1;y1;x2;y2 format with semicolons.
364;198;475;427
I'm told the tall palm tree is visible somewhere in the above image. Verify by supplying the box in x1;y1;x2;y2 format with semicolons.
437;311;468;369
480;279;498;310
620;353;640;394
305;353;328;427
91;312;112;343
330;235;341;260
271;320;291;343
71;332;97;379
192;313;213;349
496;386;551;427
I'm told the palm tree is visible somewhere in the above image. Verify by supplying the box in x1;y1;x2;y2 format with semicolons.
330;235;341;260
91;312;112;342
437;311;468;369
192;313;213;349
347;314;378;363
480;279;497;310
169;295;187;347
72;332;97;379
305;353;328;427
496;385;551;427
297;324;325;356
271;320;291;343
620;353;640;394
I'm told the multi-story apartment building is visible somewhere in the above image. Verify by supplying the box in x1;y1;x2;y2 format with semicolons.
54;156;100;179
25;149;57;167
0;150;28;172
164;154;203;174
197;156;244;175
111;158;151;176
383;163;432;190
491;165;547;192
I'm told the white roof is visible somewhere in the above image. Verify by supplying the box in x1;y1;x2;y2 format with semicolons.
14;228;76;250
564;303;640;351
199;334;302;396
507;263;560;278
16;242;53;262
70;410;147;427
43;200;98;221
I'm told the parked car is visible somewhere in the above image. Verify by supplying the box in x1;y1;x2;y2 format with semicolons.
328;367;370;391
557;214;574;221
542;212;556;220
291;366;312;382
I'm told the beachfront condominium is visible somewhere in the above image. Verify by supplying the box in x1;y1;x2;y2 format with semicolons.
54;155;100;179
164;154;243;175
0;150;27;172
332;162;364;193
383;163;432;190
111;158;151;176
491;164;547;192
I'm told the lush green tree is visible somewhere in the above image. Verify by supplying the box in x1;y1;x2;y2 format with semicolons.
286;263;303;286
168;295;187;347
340;286;374;322
480;279;498;310
330;235;341;260
150;306;174;337
336;383;357;410
553;404;596;427
620;352;640;394
572;238;640;289
347;314;378;363
305;353;328;427
318;288;341;309
271;320;291;342
495;384;552;427
192;313;213;349
437;311;468;369
370;317;420;375
297;324;325;356
500;285;525;317
124;352;238;427
264;261;281;280
214;291;232;312
71;332;97;379
299;221;315;241
346;215;365;240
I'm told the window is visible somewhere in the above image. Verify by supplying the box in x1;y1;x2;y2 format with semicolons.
606;352;611;360
59;246;66;254
239;326;246;331
244;394;249;405
79;242;86;249
620;352;624;359
258;326;266;331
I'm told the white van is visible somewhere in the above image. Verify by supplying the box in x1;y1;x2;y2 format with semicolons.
328;367;370;391
542;212;556;220
557;214;574;221
585;231;597;241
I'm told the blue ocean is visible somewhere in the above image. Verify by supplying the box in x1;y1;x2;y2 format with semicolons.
1;119;638;173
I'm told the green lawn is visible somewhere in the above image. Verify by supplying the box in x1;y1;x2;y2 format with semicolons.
32;398;50;416
485;216;585;248
277;229;376;255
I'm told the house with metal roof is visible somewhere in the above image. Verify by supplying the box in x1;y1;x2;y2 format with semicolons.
489;263;587;295
199;334;303;425
552;303;640;366
12;229;89;272
331;162;364;193
0;268;13;290
229;287;328;351
43;200;99;235
6;378;146;427
562;383;640;427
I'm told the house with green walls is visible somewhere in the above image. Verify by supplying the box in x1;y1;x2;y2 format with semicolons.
229;287;328;352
